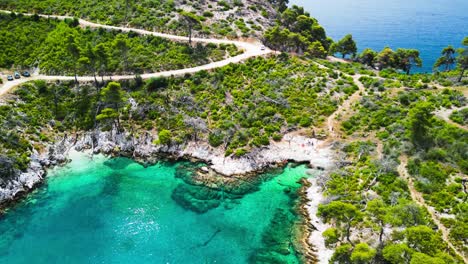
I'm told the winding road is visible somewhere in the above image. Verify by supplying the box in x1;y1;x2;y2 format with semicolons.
0;10;272;97
3;10;466;262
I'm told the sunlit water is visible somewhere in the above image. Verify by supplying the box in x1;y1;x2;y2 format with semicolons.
0;152;312;263
290;0;468;72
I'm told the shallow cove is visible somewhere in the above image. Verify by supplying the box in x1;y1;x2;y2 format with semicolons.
0;152;314;264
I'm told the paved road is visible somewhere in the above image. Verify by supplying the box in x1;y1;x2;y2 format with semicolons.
0;10;272;97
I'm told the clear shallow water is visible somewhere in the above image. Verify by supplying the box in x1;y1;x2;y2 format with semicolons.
290;0;468;72
0;153;310;264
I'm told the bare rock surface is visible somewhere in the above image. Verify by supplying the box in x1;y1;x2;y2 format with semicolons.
0;128;334;205
306;175;334;264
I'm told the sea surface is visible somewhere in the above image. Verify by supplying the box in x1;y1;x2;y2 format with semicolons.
0;152;311;264
290;0;468;72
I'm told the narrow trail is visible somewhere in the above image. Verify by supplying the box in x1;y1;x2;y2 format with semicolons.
434;106;467;131
0;10;272;97
319;57;467;262
308;61;370;264
375;134;384;160
398;155;467;263
315;59;384;161
313;59;366;139
326;74;365;139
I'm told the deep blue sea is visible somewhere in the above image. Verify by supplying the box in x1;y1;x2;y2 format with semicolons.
290;0;468;72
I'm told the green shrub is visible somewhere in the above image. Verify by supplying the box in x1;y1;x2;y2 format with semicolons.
272;133;283;142
208;132;224;147
157;129;172;145
202;11;214;18
234;148;247;157
323;228;339;247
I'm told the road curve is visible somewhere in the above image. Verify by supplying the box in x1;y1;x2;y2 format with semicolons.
0;10;272;96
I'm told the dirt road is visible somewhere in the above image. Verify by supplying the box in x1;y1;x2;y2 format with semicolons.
0;10;272;97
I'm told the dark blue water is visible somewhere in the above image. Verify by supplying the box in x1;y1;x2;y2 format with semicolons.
290;0;468;72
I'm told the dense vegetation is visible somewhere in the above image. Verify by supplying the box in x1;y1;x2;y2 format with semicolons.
264;5;332;58
0;55;356;172
356;37;468;77
450;108;468;125
0;0;282;38
2;57;466;263
330;34;358;59
318;57;466;89
0;13;236;76
130;55;358;154
0;1;467;263
318;59;467;262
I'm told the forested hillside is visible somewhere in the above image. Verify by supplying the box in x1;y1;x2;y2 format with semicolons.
0;55;354;170
319;60;467;263
1;53;466;264
0;1;466;263
0;0;285;38
0;13;236;75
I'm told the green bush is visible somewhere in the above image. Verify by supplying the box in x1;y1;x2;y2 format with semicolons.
208;132;224;148
202;11;214;18
449;108;467;125
0;14;230;75
322;228;339;247
234;148;247;157
157;129;172;145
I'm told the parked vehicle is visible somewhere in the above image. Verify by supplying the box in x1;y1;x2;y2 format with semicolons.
14;72;20;79
7;75;14;81
22;71;31;77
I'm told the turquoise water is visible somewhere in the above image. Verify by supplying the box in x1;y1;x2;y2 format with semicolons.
290;0;468;72
0;153;311;263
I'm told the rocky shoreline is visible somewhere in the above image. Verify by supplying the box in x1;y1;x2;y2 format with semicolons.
1;127;333;206
306;176;334;264
0;127;334;263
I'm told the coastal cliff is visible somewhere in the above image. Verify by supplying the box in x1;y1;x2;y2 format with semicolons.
0;126;333;206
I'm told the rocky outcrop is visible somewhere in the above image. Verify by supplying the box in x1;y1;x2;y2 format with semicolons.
70;127;333;176
0;126;335;264
0;127;333;209
306;176;334;264
0;151;46;208
184;134;332;176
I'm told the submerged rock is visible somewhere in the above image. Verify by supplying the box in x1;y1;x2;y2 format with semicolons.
1;126;333;220
171;184;222;213
170;163;287;214
174;163;261;196
249;208;302;263
103;158;134;170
